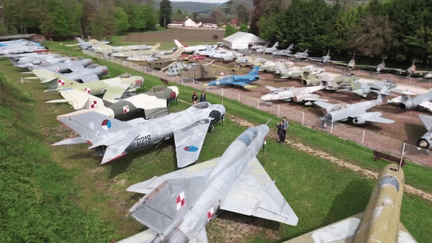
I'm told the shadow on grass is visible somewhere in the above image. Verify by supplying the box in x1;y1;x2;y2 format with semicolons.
107;139;176;179
217;211;281;232
321;178;372;226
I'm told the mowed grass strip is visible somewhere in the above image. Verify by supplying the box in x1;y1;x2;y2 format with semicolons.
0;70;114;242
23;43;432;242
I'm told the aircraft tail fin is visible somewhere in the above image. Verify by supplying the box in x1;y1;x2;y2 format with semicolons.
127;176;208;234
249;66;260;76
174;39;183;48
151;42;161;52
287;44;294;50
56;110;137;146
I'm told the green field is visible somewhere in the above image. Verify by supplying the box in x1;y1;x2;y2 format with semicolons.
0;41;431;242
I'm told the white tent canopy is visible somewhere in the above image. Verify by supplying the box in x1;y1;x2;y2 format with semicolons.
222;32;266;50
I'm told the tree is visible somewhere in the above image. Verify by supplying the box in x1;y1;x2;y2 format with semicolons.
235;4;250;25
224;0;233;15
347;14;394;57
239;24;248;32
211;8;224;24
143;4;156;31
112;7;129;32
225;24;237;37
159;0;172;28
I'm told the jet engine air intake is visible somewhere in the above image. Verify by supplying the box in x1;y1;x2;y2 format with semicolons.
399;101;413;110
353;117;366;124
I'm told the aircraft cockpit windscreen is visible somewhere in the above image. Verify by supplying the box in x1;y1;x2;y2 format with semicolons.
193;102;209;109
380;175;399;192
236;128;258;147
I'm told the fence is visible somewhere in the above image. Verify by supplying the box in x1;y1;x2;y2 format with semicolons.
82;50;432;167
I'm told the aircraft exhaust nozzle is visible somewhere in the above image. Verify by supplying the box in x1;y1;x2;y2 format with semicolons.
417;139;430;149
399;100;413;110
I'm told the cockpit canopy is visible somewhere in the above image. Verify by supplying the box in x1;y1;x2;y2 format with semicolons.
193;102;209;109
329;104;348;112
236;127;258;147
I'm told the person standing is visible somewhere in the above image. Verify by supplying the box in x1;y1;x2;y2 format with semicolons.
276;121;284;144
192;92;198;104
281;117;289;143
199;91;206;102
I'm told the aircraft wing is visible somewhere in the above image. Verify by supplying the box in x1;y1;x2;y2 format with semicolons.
419;101;432;112
356;112;395;124
80;73;99;83
285;213;417;243
173;119;211;168
117;229;158;243
419;114;432;131
102;83;130;100
100;134;137;164
265;86;278;91
190;228;209;243
58;89;103;110
314;101;336;111
220;157;298;226
33;68;58;82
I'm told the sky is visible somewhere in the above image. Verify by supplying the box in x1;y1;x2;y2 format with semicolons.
169;0;227;3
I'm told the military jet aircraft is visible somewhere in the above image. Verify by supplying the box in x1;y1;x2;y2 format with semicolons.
0;39;47;55
349;79;396;98
387;89;432;112
273;44;294;57
41;58;93;73
11;54;69;69
417;114;432;150
290;49;309;59
76;37;92;50
53;102;225;166
260;60;294;73
34;65;108;83
315;93;394;125
204;66;260;88
261;84;326;105
82;38;152;54
127;40;184;69
119;124;298;243
36;71;144;100
256;42;279;54
281;65;324;80
285;163;417;243
209;50;239;62
47;85;179;120
111;43;161;59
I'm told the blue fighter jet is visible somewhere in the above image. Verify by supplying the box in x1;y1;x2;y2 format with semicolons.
204;66;260;88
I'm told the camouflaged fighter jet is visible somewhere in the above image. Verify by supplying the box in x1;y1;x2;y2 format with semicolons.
387;89;432;112
53;102;225;166
315;93;394;125
36;71;144;100
204;66;260;88
119;124;298;243
111;43;161;59
47;85;179;120
285;163;417;243
261;84;326;105
417;114;432;150
33;65;108;83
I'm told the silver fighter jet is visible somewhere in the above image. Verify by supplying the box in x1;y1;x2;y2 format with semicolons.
119;124;298;243
261;85;326;105
315;94;394;125
53;102;225;166
388;89;432;112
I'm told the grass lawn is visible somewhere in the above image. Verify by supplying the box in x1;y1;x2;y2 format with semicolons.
1;41;431;242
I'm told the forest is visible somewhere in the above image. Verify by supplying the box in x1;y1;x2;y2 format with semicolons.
252;0;432;63
1;0;432;63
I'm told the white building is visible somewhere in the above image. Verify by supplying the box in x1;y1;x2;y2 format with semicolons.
222;31;266;50
184;17;202;28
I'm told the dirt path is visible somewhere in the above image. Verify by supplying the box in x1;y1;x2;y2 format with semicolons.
228;114;432;202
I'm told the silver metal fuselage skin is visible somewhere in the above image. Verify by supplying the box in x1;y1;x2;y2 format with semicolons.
401;89;432;110
124;103;225;153
324;98;382;123
154;125;269;243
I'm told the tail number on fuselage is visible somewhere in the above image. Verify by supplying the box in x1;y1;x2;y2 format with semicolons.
136;135;151;146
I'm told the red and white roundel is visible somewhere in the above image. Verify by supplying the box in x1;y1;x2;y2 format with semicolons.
58;79;65;86
207;207;214;220
55;68;60;72
176;191;185;210
90;100;97;109
135;79;142;85
123;105;130;113
84;88;91;93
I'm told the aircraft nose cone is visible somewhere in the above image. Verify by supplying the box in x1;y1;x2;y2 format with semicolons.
261;94;271;101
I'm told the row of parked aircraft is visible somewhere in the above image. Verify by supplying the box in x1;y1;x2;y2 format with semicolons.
1;38;421;243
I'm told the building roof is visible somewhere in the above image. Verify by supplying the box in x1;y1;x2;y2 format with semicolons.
222;32;265;50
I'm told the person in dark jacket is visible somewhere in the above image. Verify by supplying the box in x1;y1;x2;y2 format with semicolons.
192;92;198;104
199;91;206;102
281;117;289;142
276;121;284;144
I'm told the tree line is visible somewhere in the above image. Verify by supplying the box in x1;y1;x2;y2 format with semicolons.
251;0;432;64
0;0;159;40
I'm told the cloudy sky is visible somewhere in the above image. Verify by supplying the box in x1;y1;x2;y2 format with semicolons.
170;0;227;3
